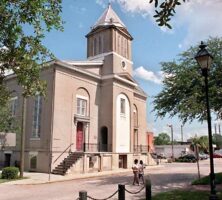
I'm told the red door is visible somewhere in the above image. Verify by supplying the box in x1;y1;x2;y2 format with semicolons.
76;122;84;151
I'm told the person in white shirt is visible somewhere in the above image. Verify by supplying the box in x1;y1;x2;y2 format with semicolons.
138;160;145;184
132;159;139;185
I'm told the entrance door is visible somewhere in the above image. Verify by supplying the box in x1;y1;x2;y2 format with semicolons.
100;126;108;152
76;122;84;151
4;154;11;167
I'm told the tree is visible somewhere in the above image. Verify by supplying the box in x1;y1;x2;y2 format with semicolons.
212;134;222;149
153;37;222;123
0;101;19;150
189;136;209;153
0;0;63;178
154;132;171;145
149;0;186;29
0;0;63;102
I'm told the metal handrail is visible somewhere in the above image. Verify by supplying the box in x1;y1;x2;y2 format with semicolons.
53;143;74;163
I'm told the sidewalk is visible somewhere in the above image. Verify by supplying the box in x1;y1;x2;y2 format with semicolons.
2;164;162;185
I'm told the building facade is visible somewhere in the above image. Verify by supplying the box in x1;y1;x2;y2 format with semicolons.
1;5;153;174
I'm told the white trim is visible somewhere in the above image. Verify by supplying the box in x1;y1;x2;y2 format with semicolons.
4;151;12;154
62;60;103;66
29;151;38;156
55;60;101;80
102;74;137;87
88;51;133;65
76;95;88;100
30;138;41;141
10;96;18;100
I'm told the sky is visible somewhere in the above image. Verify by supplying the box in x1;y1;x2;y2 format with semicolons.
42;0;222;141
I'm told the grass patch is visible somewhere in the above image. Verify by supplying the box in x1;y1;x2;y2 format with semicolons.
0;174;28;184
151;190;222;200
192;172;222;185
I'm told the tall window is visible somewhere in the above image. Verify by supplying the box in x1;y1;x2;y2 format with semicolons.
93;38;97;56
77;98;87;116
124;38;127;58
9;97;18;117
32;95;42;138
98;36;103;54
120;98;125;114
118;35;121;54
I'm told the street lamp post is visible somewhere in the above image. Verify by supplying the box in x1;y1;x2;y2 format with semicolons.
181;125;184;143
195;41;218;200
168;124;174;159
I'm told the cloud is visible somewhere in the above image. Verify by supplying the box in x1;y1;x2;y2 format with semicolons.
96;0;222;48
96;0;154;16
78;23;83;29
133;66;163;84
116;0;154;16
96;0;108;8
174;0;222;48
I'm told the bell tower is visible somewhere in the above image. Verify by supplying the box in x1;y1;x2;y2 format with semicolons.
86;4;133;75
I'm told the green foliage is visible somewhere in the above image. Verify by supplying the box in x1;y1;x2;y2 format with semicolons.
192;172;222;185
1;167;19;179
149;0;186;28
189;136;209;152
0;101;18;133
213;134;222;149
0;0;63;101
153;37;222;123
154;132;170;145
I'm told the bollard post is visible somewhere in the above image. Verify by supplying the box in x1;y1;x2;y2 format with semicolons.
79;190;87;200
118;184;125;200
145;177;152;200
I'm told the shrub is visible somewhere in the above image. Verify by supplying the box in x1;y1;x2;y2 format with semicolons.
192;172;222;185
1;167;19;179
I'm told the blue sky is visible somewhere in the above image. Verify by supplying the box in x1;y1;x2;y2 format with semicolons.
42;0;222;140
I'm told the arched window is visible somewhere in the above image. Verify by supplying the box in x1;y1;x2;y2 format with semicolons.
76;88;90;117
133;104;138;127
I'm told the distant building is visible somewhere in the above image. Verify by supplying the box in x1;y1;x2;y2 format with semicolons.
147;131;154;152
155;145;191;158
1;5;154;174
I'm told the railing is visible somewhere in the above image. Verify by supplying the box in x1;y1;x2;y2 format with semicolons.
83;143;111;152
133;145;149;153
76;176;152;200
53;143;73;164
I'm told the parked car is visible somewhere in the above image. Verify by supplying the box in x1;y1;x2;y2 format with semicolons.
199;153;209;160
213;153;222;158
151;153;166;159
157;153;166;159
176;154;197;163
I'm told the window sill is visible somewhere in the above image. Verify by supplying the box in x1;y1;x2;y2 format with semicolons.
30;138;40;141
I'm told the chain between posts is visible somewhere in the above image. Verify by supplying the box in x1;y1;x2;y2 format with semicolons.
87;189;119;200
78;185;145;200
124;186;145;194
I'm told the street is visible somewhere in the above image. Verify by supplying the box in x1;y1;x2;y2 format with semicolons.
0;159;221;200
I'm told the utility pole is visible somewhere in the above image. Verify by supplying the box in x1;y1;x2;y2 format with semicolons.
20;96;27;178
181;125;183;142
168;124;174;159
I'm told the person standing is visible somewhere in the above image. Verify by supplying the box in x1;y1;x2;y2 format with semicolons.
139;160;145;184
132;159;139;185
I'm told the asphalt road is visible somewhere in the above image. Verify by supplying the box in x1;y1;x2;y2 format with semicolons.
0;159;221;200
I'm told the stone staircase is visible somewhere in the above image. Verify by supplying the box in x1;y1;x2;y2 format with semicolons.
52;152;84;175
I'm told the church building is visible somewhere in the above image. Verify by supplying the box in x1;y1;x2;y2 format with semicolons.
2;4;153;174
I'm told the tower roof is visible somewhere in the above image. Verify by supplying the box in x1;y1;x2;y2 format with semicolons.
93;4;126;29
